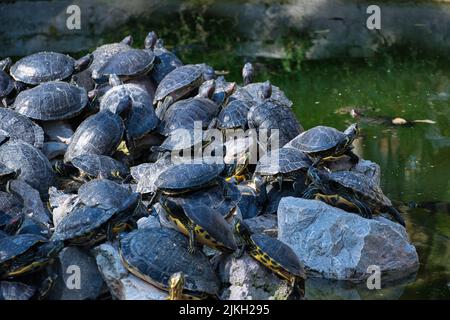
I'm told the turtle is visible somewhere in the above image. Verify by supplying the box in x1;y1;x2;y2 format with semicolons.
92;32;156;83
210;76;236;107
160;196;238;253
0;109;44;149
55;154;129;181
247;81;303;149
242;62;254;86
153;64;205;112
233;219;306;298
154;161;225;196
119;228;220;299
150;35;183;84
217;99;253;130
0;140;55;197
303;167;406;226
285;123;360;166
100;74;158;142
255;147;312;191
10;52;91;86
89;35;133;80
0;281;36;300
13;81;88;121
0;234;63;279
64;95;131;162
0;58;14;99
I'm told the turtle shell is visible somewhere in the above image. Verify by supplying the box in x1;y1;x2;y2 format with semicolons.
64;111;124;163
0;234;47;265
218;100;252;129
286;126;346;153
0;108;44;148
10;52;75;85
248;100;303;148
119;228;219;296
52;205;117;243
251;233;306;279
255;147;311;176
158;97;219;136
0;140;55;197
89;42;132;78
100;83;158;139
13;81;88;121
94;49;155;81
131;155;173;194
151;43;183;84
243;82;293;107
0;70;14;98
327;171;392;207
153;64;204;104
155;162;225;193
78;178;139;212
71;154;129;179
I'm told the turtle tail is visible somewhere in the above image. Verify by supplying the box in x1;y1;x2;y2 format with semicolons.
387;206;406;227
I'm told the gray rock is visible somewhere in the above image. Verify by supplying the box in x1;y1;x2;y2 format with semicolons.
278;197;419;281
137;215;161;229
244;214;278;238
217;252;293;300
47;246;105;300
7;179;50;225
93;243;167;300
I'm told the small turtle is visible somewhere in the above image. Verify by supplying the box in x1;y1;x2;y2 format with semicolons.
153;64;204;110
154;161;225;195
64;95;131;162
247;81;303;149
52;203;134;246
92;32;156;82
0;58;14;99
13;81;88;121
0;108;44;149
100;75;158;141
234;219;306;298
0;140;55;197
0;234;63;279
303;167;405;226
89;35;133;79
10;52;91;86
217;99;253;130
119;228;220;298
56;154;129;181
285;123;359;165
150;34;183;84
160;195;237;253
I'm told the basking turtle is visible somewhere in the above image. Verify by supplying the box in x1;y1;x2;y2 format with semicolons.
247;81;303;149
285;123;359;165
217;99;253;130
13;81;88;121
92;32;156;82
119;228;220;298
154;161;225;195
153;64;204;111
55;154;129;181
0;140;55;197
234;219;306;298
150;35;183;84
160;196;237;253
303;167;405;226
0;234;63;279
100;75;158;141
10;52;91;86
0;110;42;147
64;95;131;162
89;35;133;80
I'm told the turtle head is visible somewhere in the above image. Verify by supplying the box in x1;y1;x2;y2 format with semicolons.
168;272;185;300
115;95;133;117
120;35;133;46
242;62;254;86
74;54;92;72
0;57;12;72
144;31;158;50
344;123;359;142
198;79;216;99
258;80;272;101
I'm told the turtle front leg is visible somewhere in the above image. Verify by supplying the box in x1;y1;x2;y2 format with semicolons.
287;277;306;300
187;223;197;254
346;149;360;165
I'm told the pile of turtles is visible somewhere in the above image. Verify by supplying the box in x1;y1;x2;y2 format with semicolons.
0;31;405;300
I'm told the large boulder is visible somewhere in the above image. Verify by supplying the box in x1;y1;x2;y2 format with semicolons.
93;243;167;300
278;197;419;281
